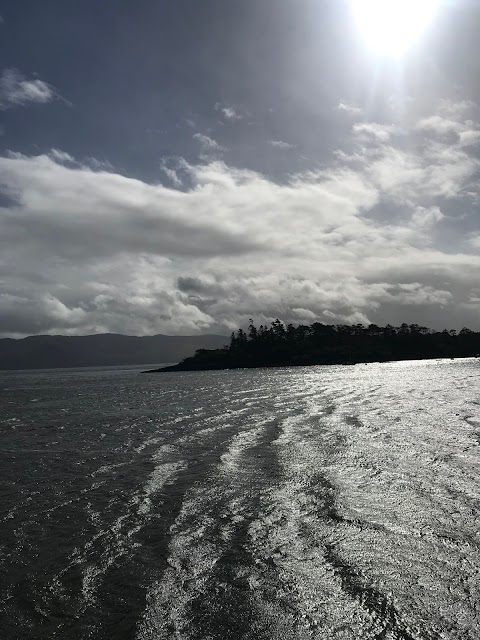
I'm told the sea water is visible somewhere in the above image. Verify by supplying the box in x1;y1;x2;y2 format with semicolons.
1;359;479;639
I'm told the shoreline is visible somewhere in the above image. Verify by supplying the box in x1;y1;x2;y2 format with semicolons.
143;354;478;373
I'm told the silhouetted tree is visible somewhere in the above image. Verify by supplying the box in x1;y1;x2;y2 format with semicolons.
162;320;480;372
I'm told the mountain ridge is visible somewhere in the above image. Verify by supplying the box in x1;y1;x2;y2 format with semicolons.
0;333;228;370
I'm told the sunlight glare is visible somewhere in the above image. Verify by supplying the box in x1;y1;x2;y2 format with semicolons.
353;0;439;58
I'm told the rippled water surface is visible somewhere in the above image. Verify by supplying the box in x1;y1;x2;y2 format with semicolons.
1;360;480;639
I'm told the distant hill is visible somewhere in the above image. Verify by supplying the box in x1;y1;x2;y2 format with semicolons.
0;333;228;370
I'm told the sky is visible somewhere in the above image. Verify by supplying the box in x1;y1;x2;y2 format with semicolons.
0;0;480;337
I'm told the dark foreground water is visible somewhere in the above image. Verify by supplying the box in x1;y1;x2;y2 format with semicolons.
1;360;479;639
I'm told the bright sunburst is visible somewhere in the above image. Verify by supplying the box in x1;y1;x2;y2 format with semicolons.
353;0;439;58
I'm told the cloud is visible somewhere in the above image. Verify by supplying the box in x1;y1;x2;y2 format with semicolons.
459;130;480;146
351;125;480;204
84;156;114;171
0;99;479;337
337;102;363;116
411;206;444;228
468;235;480;250
160;160;183;187
292;307;317;320
215;103;243;122
48;149;75;164
353;122;395;142
33;148;113;171
416;115;464;136
268;140;295;150
0;68;56;109
415;100;480;150
0;152;257;262
323;309;372;325
193;133;224;155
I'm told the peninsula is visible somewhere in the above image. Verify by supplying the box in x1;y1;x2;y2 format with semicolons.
146;321;480;372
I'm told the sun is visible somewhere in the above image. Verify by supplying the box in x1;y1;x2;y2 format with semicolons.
352;0;439;58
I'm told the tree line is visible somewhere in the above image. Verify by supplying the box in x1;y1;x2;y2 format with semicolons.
155;320;480;372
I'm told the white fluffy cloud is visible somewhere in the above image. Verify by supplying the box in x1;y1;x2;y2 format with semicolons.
416;103;480;149
0;68;55;109
0;101;479;336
